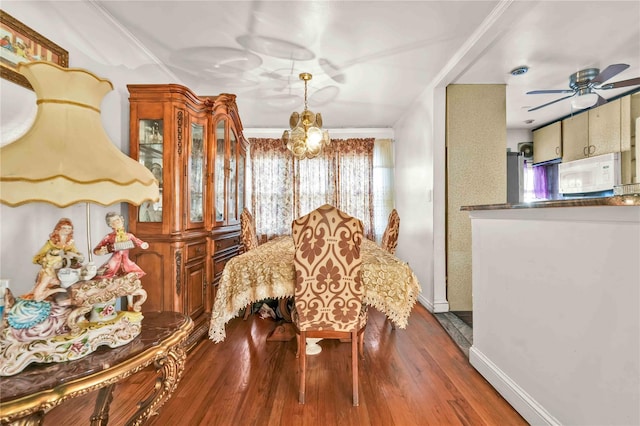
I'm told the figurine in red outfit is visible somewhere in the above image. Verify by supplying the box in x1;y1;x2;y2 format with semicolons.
93;212;149;279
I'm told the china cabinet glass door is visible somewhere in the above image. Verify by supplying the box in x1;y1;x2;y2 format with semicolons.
228;130;237;222
138;119;163;223
238;147;245;215
187;121;205;228
214;119;226;224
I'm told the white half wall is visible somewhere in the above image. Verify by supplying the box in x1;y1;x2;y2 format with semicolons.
468;206;640;425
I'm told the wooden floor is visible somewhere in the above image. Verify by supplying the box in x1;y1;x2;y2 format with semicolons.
44;304;525;425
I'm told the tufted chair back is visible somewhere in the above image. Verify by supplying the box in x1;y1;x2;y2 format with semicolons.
240;208;259;252
380;208;400;255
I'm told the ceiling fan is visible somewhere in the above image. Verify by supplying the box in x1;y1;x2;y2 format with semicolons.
527;63;640;112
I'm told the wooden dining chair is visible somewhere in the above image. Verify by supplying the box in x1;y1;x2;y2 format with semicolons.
240;208;259;319
240;208;259;252
380;208;400;255
291;204;367;406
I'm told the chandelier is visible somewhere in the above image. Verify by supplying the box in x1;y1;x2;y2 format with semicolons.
282;72;330;159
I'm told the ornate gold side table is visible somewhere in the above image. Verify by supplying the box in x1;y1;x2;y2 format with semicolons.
0;311;193;425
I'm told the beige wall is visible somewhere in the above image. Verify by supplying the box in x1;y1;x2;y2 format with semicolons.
446;85;506;311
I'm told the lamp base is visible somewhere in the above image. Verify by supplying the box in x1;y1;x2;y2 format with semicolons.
0;311;143;376
0;273;147;376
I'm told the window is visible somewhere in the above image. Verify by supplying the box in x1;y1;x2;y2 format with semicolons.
249;138;394;241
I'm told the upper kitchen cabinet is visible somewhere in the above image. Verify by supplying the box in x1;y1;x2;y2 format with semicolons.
126;85;247;349
588;98;626;158
562;112;589;162
562;96;633;163
533;121;562;164
631;93;640;184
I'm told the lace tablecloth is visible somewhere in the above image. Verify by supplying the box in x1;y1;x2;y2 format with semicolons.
208;236;421;343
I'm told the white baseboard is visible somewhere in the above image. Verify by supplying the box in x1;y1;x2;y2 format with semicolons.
418;294;434;311
417;294;449;313
469;346;560;425
431;298;449;313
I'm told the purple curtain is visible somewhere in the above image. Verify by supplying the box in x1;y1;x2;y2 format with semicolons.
533;166;548;199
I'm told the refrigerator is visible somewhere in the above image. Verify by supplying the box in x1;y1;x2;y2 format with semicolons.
506;151;524;204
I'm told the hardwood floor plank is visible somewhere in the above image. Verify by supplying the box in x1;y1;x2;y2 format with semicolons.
43;304;526;425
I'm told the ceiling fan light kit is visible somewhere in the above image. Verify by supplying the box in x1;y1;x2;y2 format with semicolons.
526;63;640;112
571;92;599;110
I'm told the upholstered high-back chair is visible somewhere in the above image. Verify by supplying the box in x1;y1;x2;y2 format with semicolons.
380;208;400;255
240;208;260;319
240;208;259;252
291;204;366;406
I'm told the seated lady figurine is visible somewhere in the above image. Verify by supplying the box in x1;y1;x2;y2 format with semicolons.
28;218;85;300
33;218;84;271
6;218;84;338
93;212;149;279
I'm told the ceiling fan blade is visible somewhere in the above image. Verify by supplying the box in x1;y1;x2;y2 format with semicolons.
528;94;575;112
527;89;574;95
591;63;630;85
597;77;640;90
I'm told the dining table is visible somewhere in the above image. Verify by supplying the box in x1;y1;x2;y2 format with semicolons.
208;235;421;343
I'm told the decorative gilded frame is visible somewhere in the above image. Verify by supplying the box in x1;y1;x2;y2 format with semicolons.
0;10;69;90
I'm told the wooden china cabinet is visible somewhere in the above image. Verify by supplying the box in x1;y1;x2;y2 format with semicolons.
127;84;247;349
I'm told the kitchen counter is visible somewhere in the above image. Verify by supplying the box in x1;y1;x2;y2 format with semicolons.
464;200;639;425
461;194;640;211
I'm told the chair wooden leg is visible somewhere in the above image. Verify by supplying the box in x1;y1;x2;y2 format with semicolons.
299;331;306;404
242;303;251;320
358;332;365;358
352;330;359;406
386;317;396;330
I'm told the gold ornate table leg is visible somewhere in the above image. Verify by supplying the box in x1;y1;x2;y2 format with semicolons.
124;342;187;426
90;383;115;426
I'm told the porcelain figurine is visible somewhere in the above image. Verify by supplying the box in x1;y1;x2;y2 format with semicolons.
0;216;147;376
7;218;83;333
93;212;149;279
31;218;86;291
32;218;84;271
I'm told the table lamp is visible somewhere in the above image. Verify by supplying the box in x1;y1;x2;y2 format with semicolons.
0;61;159;376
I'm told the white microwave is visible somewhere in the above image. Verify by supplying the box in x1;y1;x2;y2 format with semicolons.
558;152;621;195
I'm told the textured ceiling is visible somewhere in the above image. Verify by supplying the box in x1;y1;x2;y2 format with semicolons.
46;1;640;130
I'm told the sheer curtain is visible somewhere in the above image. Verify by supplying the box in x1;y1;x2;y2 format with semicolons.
373;138;395;242
294;153;336;218
249;137;379;240
249;138;293;241
333;138;374;240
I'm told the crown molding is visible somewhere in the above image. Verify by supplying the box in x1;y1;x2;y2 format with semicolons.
244;128;394;140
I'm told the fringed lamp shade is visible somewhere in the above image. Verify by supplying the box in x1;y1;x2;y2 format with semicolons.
0;61;158;207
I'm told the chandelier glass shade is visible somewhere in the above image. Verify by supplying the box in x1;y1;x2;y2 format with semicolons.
282;72;330;159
